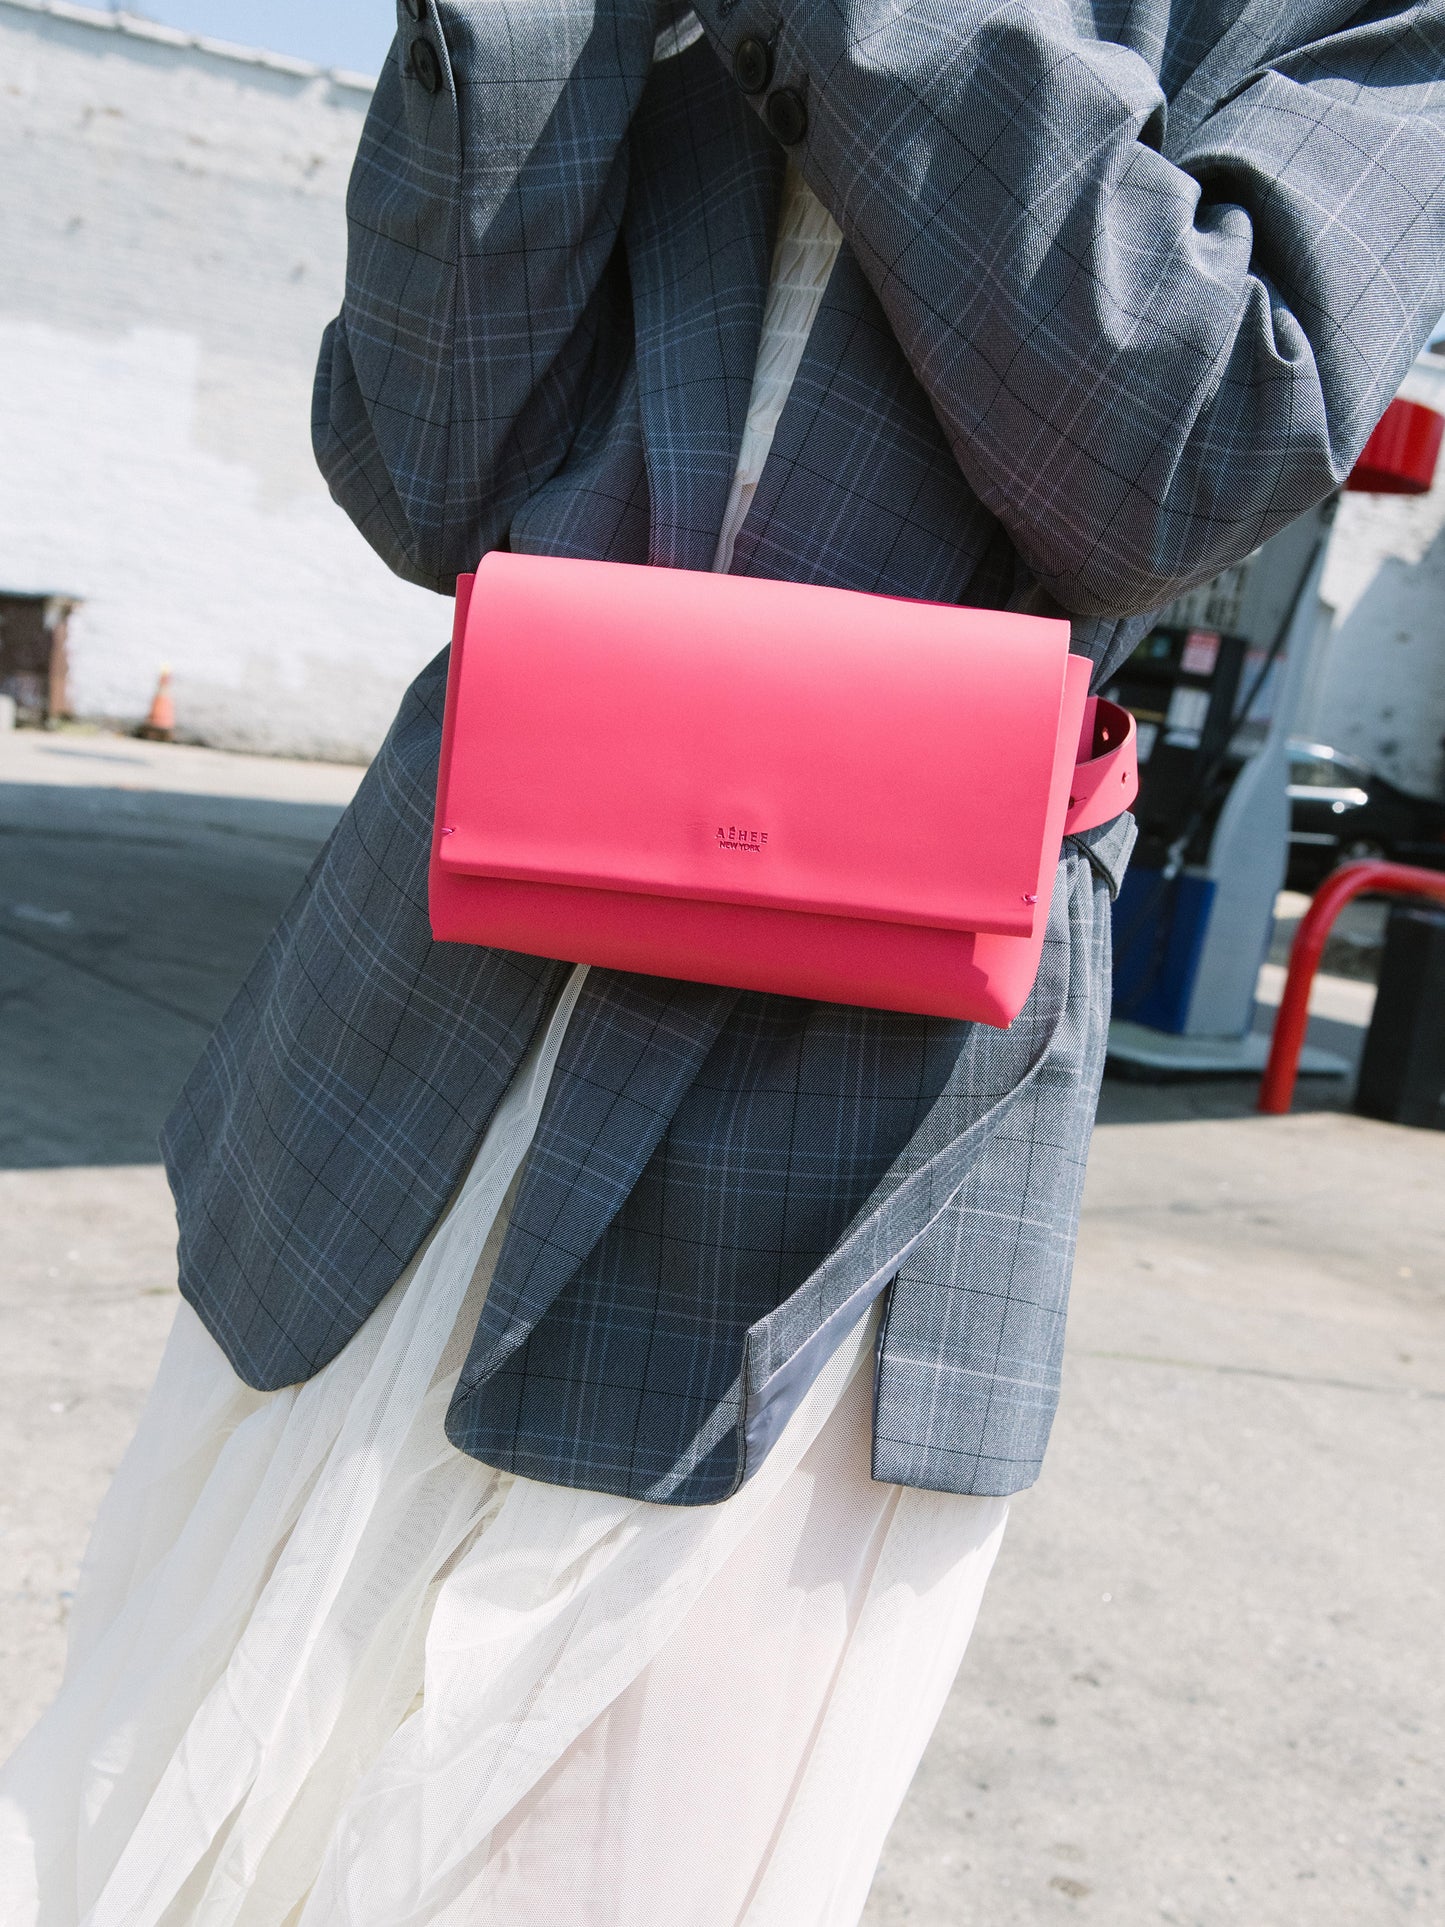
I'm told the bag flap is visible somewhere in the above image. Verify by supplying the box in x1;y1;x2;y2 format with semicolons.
436;555;1073;939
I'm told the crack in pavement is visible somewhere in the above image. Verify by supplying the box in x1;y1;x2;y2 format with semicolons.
0;926;216;1032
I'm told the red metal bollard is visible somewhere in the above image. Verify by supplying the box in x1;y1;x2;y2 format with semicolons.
1258;860;1445;1114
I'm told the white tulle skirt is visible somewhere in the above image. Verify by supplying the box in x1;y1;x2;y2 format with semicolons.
0;967;1008;1927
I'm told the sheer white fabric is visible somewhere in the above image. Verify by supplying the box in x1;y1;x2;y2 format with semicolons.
0;174;1009;1927
712;163;843;575
1;963;1006;1924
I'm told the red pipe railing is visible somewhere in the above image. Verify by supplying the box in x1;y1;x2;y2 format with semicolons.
1258;859;1445;1114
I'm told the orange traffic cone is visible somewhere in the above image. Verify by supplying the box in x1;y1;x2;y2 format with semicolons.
137;667;175;742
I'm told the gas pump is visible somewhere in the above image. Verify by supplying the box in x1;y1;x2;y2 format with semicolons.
1106;503;1338;1072
1106;391;1445;1074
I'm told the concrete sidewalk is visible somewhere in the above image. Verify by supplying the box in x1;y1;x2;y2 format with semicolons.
2;728;1441;1924
869;1108;1443;1925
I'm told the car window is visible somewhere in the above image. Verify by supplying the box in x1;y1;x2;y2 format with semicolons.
1289;754;1340;788
1289;747;1370;789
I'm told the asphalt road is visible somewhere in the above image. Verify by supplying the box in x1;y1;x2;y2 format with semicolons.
0;731;355;1168
2;726;1441;1926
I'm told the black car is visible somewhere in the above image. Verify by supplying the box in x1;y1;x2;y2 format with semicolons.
1286;740;1445;892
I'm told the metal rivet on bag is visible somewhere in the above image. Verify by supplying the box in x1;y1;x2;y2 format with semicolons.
1023;893;1037;904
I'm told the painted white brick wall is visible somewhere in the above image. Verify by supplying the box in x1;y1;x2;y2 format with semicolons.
4;2;1442;790
0;0;444;762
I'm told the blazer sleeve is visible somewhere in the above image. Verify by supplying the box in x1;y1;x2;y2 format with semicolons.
313;1;659;593
690;0;1445;617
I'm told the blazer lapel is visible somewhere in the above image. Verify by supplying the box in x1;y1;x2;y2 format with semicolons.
727;245;998;602
625;40;784;570
457;969;741;1389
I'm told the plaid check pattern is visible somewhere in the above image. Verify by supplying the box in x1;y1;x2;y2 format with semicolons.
166;0;1445;1501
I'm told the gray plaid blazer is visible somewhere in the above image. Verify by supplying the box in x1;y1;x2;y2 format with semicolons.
162;0;1445;1503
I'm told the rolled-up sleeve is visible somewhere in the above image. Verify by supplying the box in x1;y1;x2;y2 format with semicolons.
691;0;1445;615
314;0;660;592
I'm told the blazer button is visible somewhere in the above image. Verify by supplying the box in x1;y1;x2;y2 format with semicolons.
733;37;772;95
764;87;808;145
409;35;442;93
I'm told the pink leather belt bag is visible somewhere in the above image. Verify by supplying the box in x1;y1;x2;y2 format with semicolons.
430;554;1137;1027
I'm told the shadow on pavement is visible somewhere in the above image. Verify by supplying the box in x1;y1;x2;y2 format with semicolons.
1;755;1377;1162
0;782;345;1168
1098;1005;1366;1125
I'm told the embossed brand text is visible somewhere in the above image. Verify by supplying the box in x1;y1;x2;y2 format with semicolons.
717;825;768;854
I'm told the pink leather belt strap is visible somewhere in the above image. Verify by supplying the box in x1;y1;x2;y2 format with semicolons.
1064;696;1136;838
